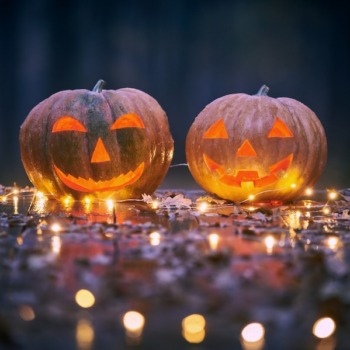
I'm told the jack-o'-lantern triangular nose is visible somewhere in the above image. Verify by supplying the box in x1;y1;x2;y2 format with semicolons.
91;138;111;163
236;139;257;157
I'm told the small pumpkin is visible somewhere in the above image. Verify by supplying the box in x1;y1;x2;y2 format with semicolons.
186;85;327;202
20;80;174;200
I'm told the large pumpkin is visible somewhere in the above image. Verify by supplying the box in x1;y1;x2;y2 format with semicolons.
20;80;174;200
186;85;327;202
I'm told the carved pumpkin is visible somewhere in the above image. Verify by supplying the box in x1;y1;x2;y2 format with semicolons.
186;85;327;202
20;80;174;200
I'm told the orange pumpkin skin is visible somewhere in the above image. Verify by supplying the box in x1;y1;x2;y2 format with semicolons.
186;86;327;202
20;80;174;200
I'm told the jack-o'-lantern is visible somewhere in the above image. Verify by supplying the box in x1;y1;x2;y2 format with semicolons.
186;85;327;202
20;80;174;200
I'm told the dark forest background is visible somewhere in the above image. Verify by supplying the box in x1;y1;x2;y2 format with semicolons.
0;0;349;190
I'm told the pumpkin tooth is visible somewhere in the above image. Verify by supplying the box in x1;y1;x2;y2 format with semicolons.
53;162;144;192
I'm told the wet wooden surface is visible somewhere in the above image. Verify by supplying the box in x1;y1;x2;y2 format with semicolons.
1;186;350;349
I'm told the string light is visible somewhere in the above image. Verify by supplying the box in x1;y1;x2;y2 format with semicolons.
198;202;208;213
327;190;338;201
313;317;336;339
75;289;95;308
149;231;161;246
106;199;114;211
241;322;265;343
151;200;160;209
322;206;331;215
248;194;255;201
51;223;61;233
305;188;314;196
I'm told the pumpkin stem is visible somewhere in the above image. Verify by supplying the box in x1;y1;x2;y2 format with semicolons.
256;85;270;96
92;79;106;93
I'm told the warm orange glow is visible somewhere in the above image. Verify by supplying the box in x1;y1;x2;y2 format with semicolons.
52;116;87;133
208;233;219;250
123;311;145;334
182;314;206;344
51;223;61;233
76;319;94;349
19;305;35;321
237;139;257;157
53;162;144;192
203;118;228;139
267;117;294;138
328;191;338;201
203;152;293;188
90;138;111;163
305;188;314;196
110;113;145;130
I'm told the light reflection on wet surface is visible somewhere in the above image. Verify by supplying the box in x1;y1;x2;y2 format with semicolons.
1;188;350;349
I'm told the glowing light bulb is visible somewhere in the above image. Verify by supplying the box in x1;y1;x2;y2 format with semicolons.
151;200;160;209
198;202;208;213
51;223;61;233
328;191;338;201
208;233;219;250
313;317;336;339
182;314;206;344
291;183;297;189
63;196;73;207
75;289;95;308
123;311;145;337
326;236;339;251
305;188;314;196
13;188;19;195
149;231;161;246
241;322;265;343
323;206;331;215
248;194;255;201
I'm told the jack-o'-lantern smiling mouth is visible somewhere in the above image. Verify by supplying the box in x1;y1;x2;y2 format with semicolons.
203;153;293;188
53;162;145;192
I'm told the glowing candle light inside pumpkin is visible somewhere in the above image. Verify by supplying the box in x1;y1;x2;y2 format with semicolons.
264;236;275;255
313;317;336;339
149;231;161;246
208;233;219;250
182;314;206;344
75;289;95;308
123;311;145;340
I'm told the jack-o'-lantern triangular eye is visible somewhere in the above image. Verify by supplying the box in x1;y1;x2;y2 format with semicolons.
110;113;145;130
268;118;294;138
52;116;87;133
203;118;228;139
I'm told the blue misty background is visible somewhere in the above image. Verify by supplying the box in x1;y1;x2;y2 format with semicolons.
0;0;349;189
